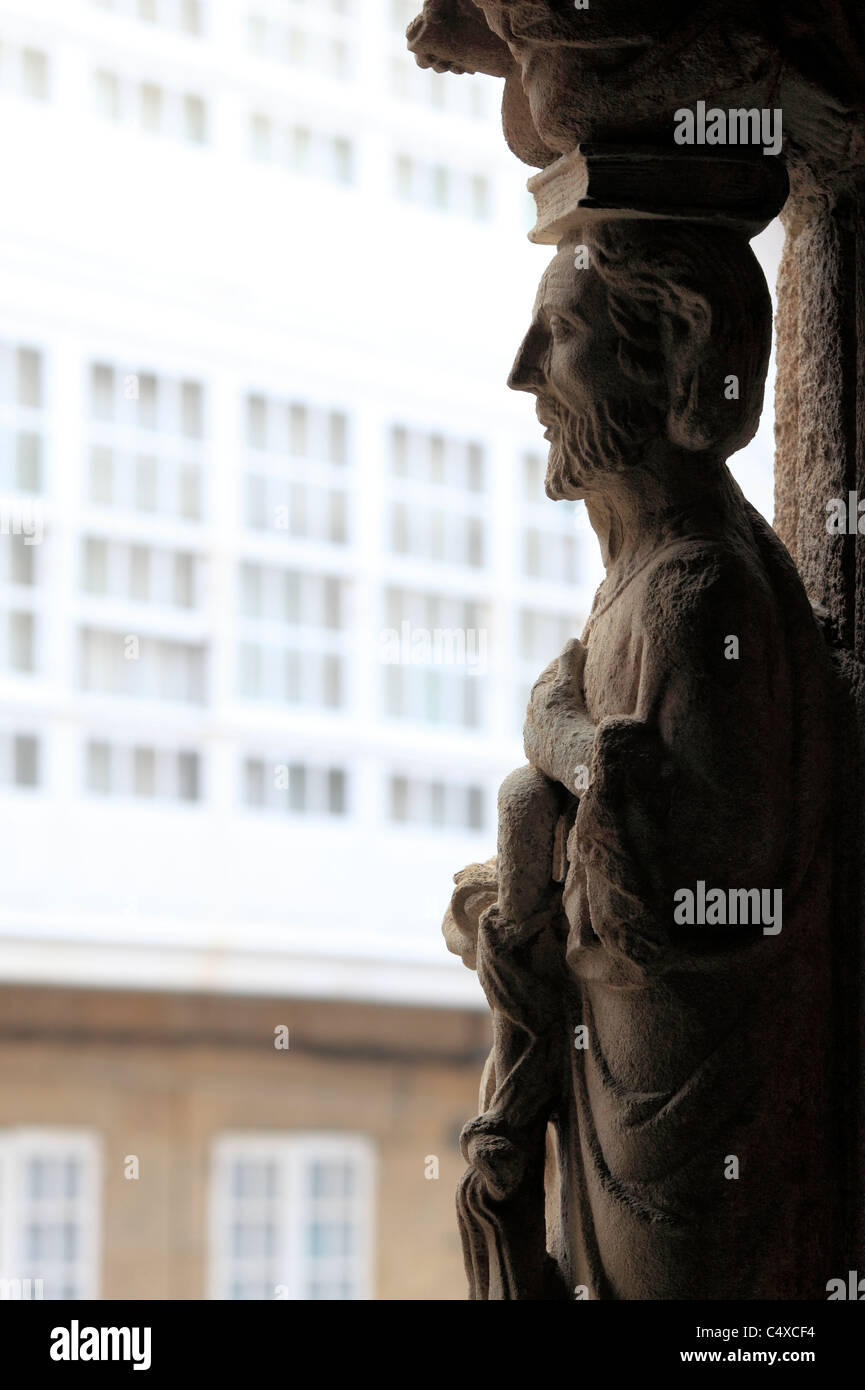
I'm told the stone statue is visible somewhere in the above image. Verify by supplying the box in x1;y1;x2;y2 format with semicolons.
406;1;865;178
444;218;841;1299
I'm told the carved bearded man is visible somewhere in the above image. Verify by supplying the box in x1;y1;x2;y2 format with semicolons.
407;1;865;175
445;220;840;1300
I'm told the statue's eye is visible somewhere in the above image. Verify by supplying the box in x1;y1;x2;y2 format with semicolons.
548;314;569;337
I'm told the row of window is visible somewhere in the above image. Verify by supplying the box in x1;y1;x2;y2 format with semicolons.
0;40;49;101
248;121;492;214
94;0;205;33
5;341;579;579
0;592;574;722
390;503;485;568
50;573;483;637
0;1128;371;1300
94;67;208;141
1;494;576;586
90;363;204;437
391;426;484;491
2;34;495;212
19;353;482;475
0;506;564;586
93;1;436;40
393;153;490;219
82;538;200;608
0;342;43;495
247;16;491;122
0;732;490;829
9;350;497;485
248;16;353;79
93;1;410;41
245;392;348;462
91;1;490;126
5;620;486;722
71;633;490;728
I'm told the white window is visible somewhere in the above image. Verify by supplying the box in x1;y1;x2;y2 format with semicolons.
390;425;484;490
0;340;46;494
0;609;35;673
238;564;343;628
237;643;344;709
245;478;348;543
248;115;354;184
183;93;206;144
244;393;350;544
92;69;208;143
519;608;577;667
0;1129;100;1300
179;0;204;34
388;502;484;568
516;607;580;733
0;732;40;788
0;43;50;102
0;521;40;675
386;426;486;567
84;740;201;801
382;587;487;728
140;82;163;132
209;1134;373;1301
93;69;120;120
246;395;347;464
246;6;355;81
79;628;207;703
520;450;583;584
393;154;492;221
80;537;203;609
236;562;348;708
243;758;347;816
388;775;485;831
383;663;482;727
523;527;579;585
86;361;206;521
0;535;37;587
93;0;205;34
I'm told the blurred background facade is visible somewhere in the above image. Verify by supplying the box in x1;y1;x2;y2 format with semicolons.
0;0;778;1298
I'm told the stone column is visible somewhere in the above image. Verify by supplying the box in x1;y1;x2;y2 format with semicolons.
774;169;865;1269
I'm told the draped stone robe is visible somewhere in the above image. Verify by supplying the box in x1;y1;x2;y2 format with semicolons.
553;498;840;1299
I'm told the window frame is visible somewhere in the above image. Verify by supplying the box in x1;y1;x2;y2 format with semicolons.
0;1127;101;1301
208;1131;375;1301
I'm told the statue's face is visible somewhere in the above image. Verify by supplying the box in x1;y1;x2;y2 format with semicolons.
508;242;663;499
473;1;749;158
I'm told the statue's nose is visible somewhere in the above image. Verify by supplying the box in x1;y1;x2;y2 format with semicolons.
507;327;545;393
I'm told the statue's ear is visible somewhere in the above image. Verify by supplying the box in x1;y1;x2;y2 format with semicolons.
661;287;715;451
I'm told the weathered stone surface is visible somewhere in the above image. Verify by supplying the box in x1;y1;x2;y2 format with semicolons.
410;4;865;1301
444;215;841;1298
527;145;788;243
407;1;865;173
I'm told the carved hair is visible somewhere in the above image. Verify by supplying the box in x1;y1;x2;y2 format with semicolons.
583;220;772;459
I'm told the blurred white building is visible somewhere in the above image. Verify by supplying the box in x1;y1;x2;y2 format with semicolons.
0;0;606;1010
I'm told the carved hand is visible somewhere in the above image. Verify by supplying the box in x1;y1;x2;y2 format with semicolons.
406;0;515;77
523;639;596;794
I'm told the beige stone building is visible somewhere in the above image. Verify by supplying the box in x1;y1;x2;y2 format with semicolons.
0;984;489;1300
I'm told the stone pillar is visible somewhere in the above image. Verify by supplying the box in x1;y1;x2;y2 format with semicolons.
774;171;865;1269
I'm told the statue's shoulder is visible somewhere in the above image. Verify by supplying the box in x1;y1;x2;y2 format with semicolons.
639;532;779;651
643;531;765;594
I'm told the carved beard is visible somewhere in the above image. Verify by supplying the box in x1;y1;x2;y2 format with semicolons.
544;392;665;501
